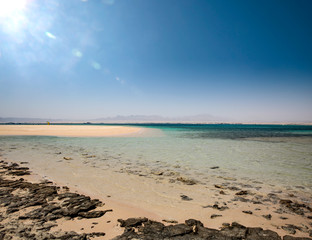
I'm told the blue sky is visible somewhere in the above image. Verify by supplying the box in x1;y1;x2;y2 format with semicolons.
0;0;311;122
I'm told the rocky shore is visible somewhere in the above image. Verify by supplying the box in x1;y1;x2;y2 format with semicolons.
114;217;312;240
0;160;311;240
0;160;108;239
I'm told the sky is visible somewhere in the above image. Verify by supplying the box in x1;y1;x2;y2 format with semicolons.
0;0;311;122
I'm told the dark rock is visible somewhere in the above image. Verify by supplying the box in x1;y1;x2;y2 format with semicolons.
162;224;193;237
283;236;311;240
262;214;272;220
117;219;286;239
6;208;19;214
78;209;112;218
87;232;105;237
282;225;297;235
162;219;178;224
210;166;219;169
117;217;148;227
243;210;253;214
280;199;293;205
268;193;279;199
176;177;197;185
211;214;222;219
220;222;247;239
180;195;193;201
279;199;311;216
212;204;229;211
9;170;30;176
235;190;248;195
185;219;204;227
58;192;80;200
141;220;165;235
234;196;250;202
246;227;281;240
252;200;263;204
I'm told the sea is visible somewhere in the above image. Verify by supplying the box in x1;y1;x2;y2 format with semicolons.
1;124;312;194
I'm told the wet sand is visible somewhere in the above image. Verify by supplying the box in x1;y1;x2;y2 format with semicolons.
0;125;144;137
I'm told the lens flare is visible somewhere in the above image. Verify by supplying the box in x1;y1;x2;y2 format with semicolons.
0;0;27;17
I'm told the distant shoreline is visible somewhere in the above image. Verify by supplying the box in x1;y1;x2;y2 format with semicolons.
1;122;312;126
0;125;145;137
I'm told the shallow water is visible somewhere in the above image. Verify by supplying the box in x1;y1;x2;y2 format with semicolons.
1;124;312;237
0;124;312;193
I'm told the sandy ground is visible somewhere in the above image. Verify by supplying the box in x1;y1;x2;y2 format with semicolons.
3;156;311;239
0;125;311;239
0;125;144;137
4;171;157;239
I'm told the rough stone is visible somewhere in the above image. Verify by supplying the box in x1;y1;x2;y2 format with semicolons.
113;218;296;240
180;195;193;201
118;217;148;227
235;190;249;195
262;214;272;220
176;177;197;185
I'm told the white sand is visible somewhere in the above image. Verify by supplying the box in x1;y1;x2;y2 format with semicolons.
0;125;144;137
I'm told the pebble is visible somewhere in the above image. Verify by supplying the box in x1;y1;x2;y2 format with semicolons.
262;214;272;220
180;195;193;201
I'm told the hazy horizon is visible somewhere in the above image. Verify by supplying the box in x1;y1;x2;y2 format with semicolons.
1;114;311;124
1;0;312;122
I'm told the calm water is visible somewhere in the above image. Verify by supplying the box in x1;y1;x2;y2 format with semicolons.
1;124;312;192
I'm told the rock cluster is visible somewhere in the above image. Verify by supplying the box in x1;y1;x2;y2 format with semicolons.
0;161;108;239
279;199;312;216
114;218;312;240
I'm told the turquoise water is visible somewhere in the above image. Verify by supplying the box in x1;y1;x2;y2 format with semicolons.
1;124;312;192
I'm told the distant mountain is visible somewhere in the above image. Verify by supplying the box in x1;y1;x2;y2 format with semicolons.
94;115;169;122
0;114;228;124
93;114;228;123
0;117;66;123
1;116;311;124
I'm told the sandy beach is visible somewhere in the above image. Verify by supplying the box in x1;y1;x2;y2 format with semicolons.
1;159;311;239
0;125;144;137
0;125;311;239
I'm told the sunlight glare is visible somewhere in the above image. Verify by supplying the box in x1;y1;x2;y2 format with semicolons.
0;0;27;17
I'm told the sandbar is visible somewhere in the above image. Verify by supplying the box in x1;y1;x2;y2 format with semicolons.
0;125;144;137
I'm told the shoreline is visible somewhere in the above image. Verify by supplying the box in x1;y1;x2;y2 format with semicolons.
1;122;312;126
0;159;311;239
